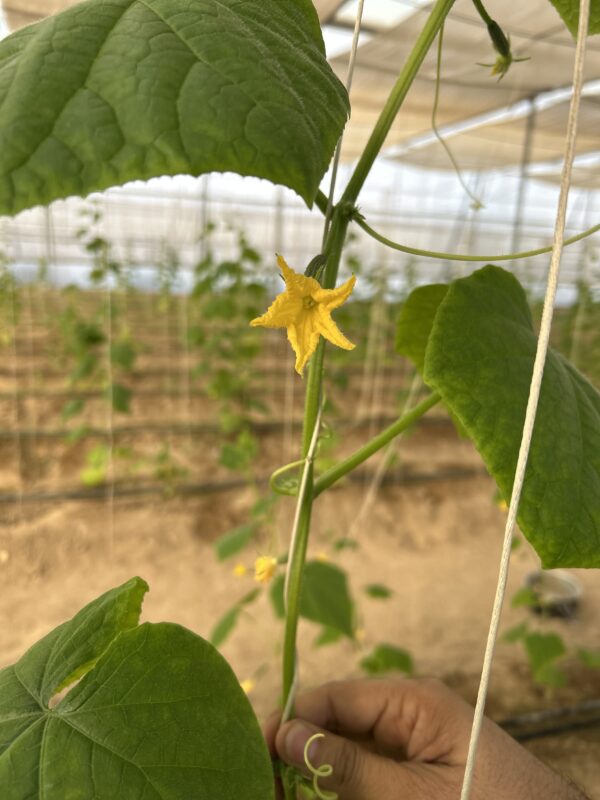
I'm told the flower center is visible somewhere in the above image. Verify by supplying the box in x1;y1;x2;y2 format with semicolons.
303;296;317;310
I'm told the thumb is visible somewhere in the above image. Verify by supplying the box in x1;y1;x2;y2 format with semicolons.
275;719;424;800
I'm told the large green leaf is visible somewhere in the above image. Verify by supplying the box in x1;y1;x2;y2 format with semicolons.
270;560;355;638
397;265;600;568
0;578;274;799
0;0;348;214
13;576;148;702
395;284;448;372
395;283;467;438
546;0;600;36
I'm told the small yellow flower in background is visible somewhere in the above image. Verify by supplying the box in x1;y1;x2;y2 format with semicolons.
240;678;256;695
355;628;366;642
250;255;356;375
232;563;248;577
254;555;278;584
316;551;329;563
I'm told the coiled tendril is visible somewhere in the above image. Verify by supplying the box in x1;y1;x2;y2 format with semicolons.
303;733;338;800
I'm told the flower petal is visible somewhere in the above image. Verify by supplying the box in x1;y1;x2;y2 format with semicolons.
316;304;355;351
250;291;302;329
313;275;356;310
278;254;321;297
287;311;322;375
251;257;357;373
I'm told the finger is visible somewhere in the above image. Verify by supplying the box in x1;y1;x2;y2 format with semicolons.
262;681;412;741
275;718;435;800
291;679;403;734
289;679;474;763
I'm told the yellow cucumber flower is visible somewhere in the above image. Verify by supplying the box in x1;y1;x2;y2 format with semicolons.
250;255;356;375
254;555;278;584
240;678;256;695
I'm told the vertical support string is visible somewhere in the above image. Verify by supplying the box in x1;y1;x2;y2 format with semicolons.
347;371;421;541
104;263;116;556
460;2;591;797
322;0;366;248
8;257;24;525
510;98;537;256
568;191;593;368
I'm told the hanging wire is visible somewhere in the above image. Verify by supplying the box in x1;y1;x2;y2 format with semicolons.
179;277;194;450
104;266;116;556
347;371;422;541
321;0;367;249
8;257;24;525
432;25;484;211
460;1;591;796
568;193;594;368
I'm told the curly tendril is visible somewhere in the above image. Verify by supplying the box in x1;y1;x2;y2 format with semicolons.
303;733;338;800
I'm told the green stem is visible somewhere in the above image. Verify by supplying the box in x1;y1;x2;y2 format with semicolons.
341;0;457;205
323;207;351;289
282;209;350;727
354;215;600;263
314;393;441;497
302;343;325;457
471;0;493;26
282;466;313;705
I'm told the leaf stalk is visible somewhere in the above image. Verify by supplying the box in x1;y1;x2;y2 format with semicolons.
314;393;441;497
354;215;600;263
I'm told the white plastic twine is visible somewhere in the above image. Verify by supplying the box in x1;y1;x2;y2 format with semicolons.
322;0;366;247
460;1;591;798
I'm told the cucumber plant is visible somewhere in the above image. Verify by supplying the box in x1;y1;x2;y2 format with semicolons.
1;0;599;798
57;206;139;484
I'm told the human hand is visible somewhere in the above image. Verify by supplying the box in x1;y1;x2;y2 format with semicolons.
263;678;587;799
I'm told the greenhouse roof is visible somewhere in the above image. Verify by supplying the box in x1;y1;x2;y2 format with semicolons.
3;0;600;182
318;0;600;176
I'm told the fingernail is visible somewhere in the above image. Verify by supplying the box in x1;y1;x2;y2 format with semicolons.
284;721;320;765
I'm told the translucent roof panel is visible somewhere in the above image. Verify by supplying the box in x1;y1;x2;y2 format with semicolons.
335;0;430;31
322;0;600;169
394;94;600;171
531;153;600;189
